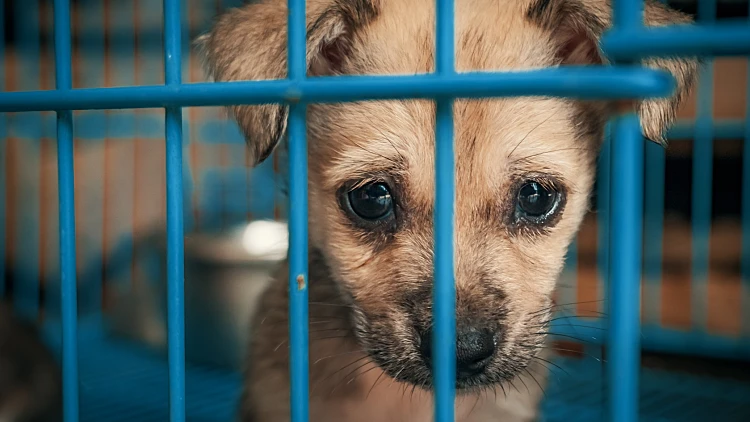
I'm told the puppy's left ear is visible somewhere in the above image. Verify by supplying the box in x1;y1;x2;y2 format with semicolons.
527;0;700;144
194;0;381;166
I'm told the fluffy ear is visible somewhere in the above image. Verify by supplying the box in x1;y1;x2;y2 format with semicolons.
195;0;380;166
527;0;700;144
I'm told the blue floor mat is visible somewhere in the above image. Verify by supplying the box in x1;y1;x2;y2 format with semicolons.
41;321;750;421
540;357;750;422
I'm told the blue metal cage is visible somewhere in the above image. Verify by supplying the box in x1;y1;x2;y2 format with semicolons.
1;0;750;421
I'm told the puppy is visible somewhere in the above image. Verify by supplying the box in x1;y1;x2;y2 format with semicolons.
197;0;698;420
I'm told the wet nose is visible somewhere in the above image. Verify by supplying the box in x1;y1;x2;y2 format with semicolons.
419;326;497;379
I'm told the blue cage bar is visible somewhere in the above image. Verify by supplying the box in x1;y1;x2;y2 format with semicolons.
163;0;187;419
433;0;457;420
287;0;310;420
53;0;79;421
0;0;748;421
608;1;643;421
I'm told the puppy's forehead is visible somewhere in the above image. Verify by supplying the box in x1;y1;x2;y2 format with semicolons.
312;0;594;208
353;0;556;75
317;97;585;197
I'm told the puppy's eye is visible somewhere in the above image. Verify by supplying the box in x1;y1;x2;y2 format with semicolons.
515;181;560;223
347;182;394;221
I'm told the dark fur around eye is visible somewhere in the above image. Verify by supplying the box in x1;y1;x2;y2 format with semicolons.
507;175;567;235
337;179;399;232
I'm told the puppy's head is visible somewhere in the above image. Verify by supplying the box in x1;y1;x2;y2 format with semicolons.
198;0;697;391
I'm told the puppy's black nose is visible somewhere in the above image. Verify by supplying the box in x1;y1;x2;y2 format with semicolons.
419;327;497;378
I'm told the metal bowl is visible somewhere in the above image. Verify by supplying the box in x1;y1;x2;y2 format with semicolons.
106;220;288;370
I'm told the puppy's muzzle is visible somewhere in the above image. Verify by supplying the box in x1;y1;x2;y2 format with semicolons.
418;325;500;380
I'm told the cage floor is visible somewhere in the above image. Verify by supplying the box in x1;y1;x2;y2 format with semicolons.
40;320;750;422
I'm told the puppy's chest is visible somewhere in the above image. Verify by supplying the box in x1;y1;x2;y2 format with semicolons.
310;367;502;422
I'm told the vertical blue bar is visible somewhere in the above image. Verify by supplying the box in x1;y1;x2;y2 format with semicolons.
742;0;750;338
691;0;716;331
434;0;455;421
164;0;186;420
608;114;643;422
612;0;642;29
53;0;79;421
287;0;309;421
643;142;665;325
609;2;642;421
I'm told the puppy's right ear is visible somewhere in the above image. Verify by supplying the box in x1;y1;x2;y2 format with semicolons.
527;0;699;145
195;0;380;166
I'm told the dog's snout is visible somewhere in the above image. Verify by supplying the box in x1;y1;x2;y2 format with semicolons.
419;326;497;379
455;327;496;377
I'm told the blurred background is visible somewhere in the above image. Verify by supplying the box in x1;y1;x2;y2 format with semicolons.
1;0;285;319
1;0;750;420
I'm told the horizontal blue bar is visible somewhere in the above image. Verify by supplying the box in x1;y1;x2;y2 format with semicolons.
5;115;746;142
602;23;750;59
549;318;750;362
0;68;675;112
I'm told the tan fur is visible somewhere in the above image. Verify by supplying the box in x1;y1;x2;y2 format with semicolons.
196;1;698;421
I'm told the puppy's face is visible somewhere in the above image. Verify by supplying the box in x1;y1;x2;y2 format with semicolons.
312;96;595;389
199;0;697;391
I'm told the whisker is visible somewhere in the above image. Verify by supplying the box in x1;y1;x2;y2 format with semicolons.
533;331;600;344
514;371;531;394
532;355;569;376
259;319;347;330
530;299;607;316
309;334;353;343
348;137;395;163
541;313;609;326
329;360;376;394
366;370;387;400
375;126;405;162
259;316;349;328
347;364;380;386
409;383;418;402
308;301;356;309
388;364;408;390
548;309;609;318
507;114;556;160
273;333;351;352
532;324;608;332
523;367;547;398
511;147;590;164
508;378;522;395
498;381;507;400
521;344;605;363
311;355;371;394
308;327;350;335
313;349;364;365
468;394;482;417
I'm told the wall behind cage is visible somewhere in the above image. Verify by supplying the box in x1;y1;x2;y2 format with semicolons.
1;0;287;317
1;0;750;344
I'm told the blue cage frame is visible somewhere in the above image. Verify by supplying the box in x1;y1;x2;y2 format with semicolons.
1;0;750;421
